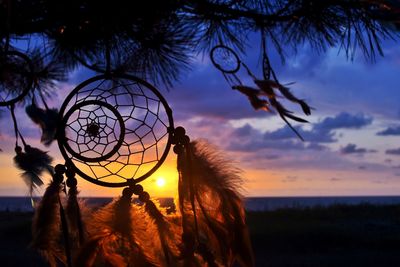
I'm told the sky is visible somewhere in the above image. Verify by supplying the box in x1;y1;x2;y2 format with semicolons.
1;37;400;197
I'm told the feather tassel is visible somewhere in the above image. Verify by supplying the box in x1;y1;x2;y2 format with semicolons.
13;145;53;196
141;194;179;266
176;136;254;267
31;177;65;267
65;170;85;257
76;192;157;266
25;103;59;146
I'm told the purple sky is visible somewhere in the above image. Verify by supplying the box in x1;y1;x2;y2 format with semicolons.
1;37;400;196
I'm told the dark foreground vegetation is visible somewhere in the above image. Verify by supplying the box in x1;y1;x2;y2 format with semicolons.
1;204;400;266
248;204;400;266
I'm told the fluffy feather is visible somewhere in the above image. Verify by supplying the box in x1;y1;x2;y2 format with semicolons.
66;184;85;255
254;80;308;140
25;103;59;146
177;140;254;267
232;85;270;111
31;180;65;267
76;197;158;266
13;145;53;195
144;198;180;265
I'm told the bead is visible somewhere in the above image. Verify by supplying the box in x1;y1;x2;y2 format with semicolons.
65;168;76;178
174;126;186;138
66;177;77;187
138;191;150;202
132;184;143;195
15;146;22;154
54;164;66;174
173;144;184;154
122;187;134;198
53;173;64;184
182;135;190;145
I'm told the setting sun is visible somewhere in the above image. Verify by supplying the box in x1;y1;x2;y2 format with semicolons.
156;177;166;187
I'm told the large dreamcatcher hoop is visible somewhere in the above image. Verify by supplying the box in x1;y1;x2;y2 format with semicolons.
57;73;174;187
0;50;34;106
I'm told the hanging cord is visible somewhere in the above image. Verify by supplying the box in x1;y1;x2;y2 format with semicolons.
10;104;19;146
10;104;27;147
260;29;281;83
261;29;271;80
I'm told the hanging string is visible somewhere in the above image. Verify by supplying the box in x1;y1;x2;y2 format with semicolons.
10;104;19;146
38;89;50;110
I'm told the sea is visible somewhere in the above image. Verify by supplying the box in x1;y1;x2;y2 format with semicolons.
2;196;400;212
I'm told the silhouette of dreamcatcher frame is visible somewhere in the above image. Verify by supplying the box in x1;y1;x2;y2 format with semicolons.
57;73;174;187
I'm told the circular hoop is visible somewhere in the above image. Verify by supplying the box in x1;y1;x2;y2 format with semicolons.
58;74;174;187
0;51;34;106
210;45;241;74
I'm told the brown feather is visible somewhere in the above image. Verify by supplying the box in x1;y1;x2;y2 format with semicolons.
31;180;65;266
177;140;254;267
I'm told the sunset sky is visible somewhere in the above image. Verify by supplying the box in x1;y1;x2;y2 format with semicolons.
1;37;400;197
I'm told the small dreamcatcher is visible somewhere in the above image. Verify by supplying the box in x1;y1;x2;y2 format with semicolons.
210;44;312;140
0;50;34;106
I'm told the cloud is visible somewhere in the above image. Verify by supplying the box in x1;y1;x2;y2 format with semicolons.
263;125;336;143
265;154;281;160
376;126;400;136
340;143;377;154
314;112;373;131
262;112;372;145
231;123;254;137
386;148;400;156
330;177;341;182
228;139;306;152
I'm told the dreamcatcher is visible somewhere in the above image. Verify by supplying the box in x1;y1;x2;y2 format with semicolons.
28;70;254;267
210;44;312;140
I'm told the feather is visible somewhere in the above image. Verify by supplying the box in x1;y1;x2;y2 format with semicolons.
77;197;158;266
177;140;255;267
66;181;85;255
13;145;53;195
254;79;308;140
21;172;44;196
232;85;270;111
144;198;179;265
255;79;313;115
26;103;59;146
31;179;65;267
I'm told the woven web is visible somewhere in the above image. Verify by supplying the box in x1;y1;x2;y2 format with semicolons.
62;77;171;184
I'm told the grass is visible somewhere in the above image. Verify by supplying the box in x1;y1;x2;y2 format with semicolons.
1;204;400;266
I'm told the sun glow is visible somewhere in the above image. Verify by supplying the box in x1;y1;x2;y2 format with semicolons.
156;177;166;187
